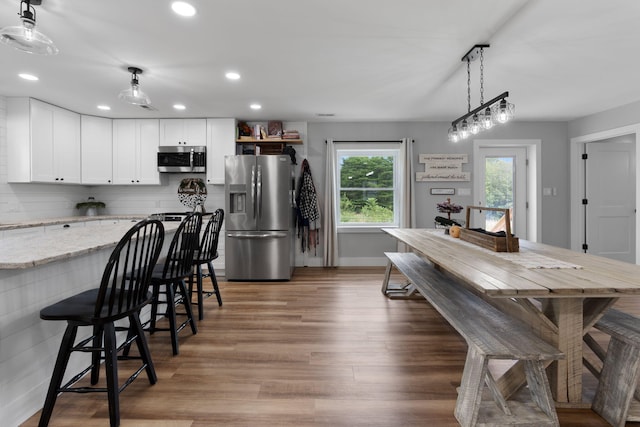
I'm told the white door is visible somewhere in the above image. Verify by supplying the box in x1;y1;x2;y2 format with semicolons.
585;139;636;262
474;147;527;238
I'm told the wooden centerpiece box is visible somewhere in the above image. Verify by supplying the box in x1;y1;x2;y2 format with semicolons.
458;205;519;252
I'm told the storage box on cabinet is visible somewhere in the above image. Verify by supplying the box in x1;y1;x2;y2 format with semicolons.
112;119;160;185
7;98;81;184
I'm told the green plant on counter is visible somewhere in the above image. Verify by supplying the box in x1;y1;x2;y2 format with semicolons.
75;200;106;209
76;196;106;210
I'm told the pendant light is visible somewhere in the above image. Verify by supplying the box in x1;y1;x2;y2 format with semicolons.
448;45;514;142
0;0;58;55
118;67;151;106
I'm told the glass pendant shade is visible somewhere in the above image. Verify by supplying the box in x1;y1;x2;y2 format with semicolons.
469;114;481;134
481;107;494;129
459;119;469;139
0;4;58;55
492;99;515;124
118;68;151;106
448;125;460;143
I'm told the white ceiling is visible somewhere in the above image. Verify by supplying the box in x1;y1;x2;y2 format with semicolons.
1;0;639;122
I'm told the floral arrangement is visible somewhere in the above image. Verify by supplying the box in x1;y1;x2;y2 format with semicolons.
437;198;463;219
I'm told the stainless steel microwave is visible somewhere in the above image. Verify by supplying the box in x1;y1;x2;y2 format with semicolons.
157;146;206;173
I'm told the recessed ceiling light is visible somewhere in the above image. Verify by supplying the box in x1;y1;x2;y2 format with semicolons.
173;104;186;110
97;105;111;111
171;1;196;17
18;73;38;81
250;103;262;110
225;71;241;80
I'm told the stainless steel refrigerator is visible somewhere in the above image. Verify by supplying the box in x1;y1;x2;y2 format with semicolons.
224;155;295;280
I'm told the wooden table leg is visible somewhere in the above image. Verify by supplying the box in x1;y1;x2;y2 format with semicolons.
543;298;584;404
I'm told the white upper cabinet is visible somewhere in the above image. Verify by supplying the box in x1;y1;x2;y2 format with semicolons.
159;118;206;146
81;115;113;184
206;118;236;185
112;119;160;185
6;98;81;184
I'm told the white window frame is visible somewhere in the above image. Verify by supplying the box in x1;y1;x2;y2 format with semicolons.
334;142;404;231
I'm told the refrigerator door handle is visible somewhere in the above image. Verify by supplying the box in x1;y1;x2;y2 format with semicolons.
251;165;256;219
256;164;262;220
227;232;288;239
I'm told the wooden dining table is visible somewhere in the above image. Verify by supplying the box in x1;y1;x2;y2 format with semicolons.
383;227;640;407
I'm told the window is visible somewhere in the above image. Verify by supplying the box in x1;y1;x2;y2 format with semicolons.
335;144;403;229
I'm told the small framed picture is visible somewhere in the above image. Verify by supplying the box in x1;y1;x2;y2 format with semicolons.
430;188;455;195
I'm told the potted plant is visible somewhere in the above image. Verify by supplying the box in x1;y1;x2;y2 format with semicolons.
76;197;105;216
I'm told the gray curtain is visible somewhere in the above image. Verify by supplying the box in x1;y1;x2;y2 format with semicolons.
398;138;415;252
323;139;338;266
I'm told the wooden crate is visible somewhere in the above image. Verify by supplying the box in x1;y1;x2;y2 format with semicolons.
459;206;519;252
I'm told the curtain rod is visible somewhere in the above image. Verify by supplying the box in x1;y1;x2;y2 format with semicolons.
325;140;409;143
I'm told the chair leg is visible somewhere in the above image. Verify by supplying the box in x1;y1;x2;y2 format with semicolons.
103;322;120;427
208;261;222;306
165;283;179;355
196;264;205;320
91;324;103;384
178;279;198;335
39;324;79;427
130;311;157;384
149;284;160;335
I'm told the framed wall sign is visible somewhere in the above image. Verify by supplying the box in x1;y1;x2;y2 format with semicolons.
430;188;455;195
416;153;471;182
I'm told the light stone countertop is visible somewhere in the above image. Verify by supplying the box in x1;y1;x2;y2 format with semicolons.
0;220;180;269
0;215;147;231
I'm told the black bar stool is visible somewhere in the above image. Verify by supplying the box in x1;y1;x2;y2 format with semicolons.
148;212;202;355
38;219;165;427
189;208;224;320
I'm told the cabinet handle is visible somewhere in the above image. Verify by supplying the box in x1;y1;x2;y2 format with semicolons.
131;180;135;183
60;178;64;181
108;180;111;183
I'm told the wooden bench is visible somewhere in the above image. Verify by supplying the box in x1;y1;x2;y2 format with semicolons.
583;308;640;427
384;252;564;427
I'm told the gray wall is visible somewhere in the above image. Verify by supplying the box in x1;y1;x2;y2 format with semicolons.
303;120;570;266
569;99;640;138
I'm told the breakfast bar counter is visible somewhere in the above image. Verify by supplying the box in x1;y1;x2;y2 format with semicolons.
0;218;178;426
383;228;640;407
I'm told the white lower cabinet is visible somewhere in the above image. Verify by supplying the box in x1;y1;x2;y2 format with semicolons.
112;119;160;185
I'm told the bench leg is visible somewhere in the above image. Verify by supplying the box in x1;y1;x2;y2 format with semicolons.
381;259;393;295
484;370;511;416
381;259;419;298
592;337;640;427
455;346;488;427
524;360;559;425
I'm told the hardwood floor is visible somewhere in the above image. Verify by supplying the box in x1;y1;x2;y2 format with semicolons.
20;267;636;426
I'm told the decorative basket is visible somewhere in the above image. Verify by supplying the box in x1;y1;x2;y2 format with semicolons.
459;206;519;252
